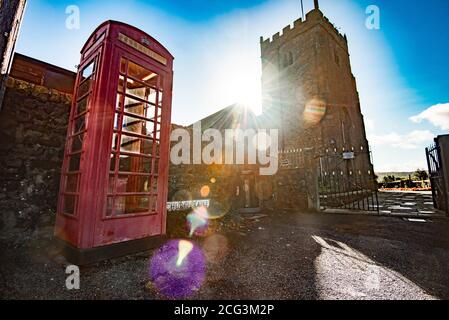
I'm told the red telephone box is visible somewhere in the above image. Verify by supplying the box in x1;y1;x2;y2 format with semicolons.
55;21;173;264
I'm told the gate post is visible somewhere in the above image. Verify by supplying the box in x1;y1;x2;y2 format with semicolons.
437;135;449;215
304;150;320;212
310;166;321;212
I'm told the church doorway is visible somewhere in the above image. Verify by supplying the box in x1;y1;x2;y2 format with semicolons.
238;170;261;214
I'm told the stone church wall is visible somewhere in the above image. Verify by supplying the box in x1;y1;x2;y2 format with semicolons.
0;77;71;232
259;8;376;211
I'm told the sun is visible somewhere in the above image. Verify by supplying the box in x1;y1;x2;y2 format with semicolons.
234;78;263;115
214;56;263;116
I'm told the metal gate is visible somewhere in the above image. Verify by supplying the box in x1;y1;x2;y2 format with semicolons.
426;142;448;213
318;155;379;213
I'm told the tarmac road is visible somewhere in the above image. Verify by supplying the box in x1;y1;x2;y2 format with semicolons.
1;210;449;300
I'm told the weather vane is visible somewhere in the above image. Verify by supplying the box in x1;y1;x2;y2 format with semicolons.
300;0;305;20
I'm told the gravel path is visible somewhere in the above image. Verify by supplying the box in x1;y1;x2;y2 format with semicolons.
1;211;449;300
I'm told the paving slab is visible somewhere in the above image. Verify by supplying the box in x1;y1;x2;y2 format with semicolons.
378;191;444;218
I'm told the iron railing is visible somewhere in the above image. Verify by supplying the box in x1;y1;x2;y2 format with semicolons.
318;172;379;213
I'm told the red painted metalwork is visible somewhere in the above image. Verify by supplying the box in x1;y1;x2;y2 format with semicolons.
55;21;173;249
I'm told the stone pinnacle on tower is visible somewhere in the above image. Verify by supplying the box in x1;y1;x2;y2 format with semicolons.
314;0;319;10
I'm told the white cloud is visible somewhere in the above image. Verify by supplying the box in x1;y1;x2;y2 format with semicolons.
410;103;449;130
375;159;428;173
369;130;435;150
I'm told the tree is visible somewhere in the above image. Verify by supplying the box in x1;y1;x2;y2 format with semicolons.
414;169;429;181
383;175;396;184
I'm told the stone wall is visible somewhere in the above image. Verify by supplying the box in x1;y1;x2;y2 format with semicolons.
169;161;244;214
168;122;254;216
0;0;27;109
0;77;71;232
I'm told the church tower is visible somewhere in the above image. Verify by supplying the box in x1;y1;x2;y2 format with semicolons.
259;1;374;210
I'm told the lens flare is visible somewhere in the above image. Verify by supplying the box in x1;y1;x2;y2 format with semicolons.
206;200;231;220
304;98;326;125
187;206;209;237
176;240;194;267
149;240;206;299
210;178;216;184
200;185;211;197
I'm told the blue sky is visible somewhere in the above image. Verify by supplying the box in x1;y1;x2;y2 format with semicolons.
15;0;449;172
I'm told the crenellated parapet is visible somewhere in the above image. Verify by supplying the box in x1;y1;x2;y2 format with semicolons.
260;8;348;53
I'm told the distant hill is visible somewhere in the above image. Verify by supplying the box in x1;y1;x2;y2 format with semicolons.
376;171;428;181
376;172;414;180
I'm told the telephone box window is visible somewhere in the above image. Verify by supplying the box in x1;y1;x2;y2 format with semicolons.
78;62;95;97
70;136;84;153
65;174;79;193
123;96;153;117
126;86;158;104
127;60;160;87
82;61;95;79
120;115;153;136
113;195;151;215
76;97;88;115
118;154;152;173
68;154;82;172
59;57;97;215
118;136;153;154
118;174;151;193
152;178;158;193
78;80;91;99
107;57;163;217
74;116;86;134
63;195;76;215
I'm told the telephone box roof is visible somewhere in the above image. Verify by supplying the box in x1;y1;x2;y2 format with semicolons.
80;20;174;60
